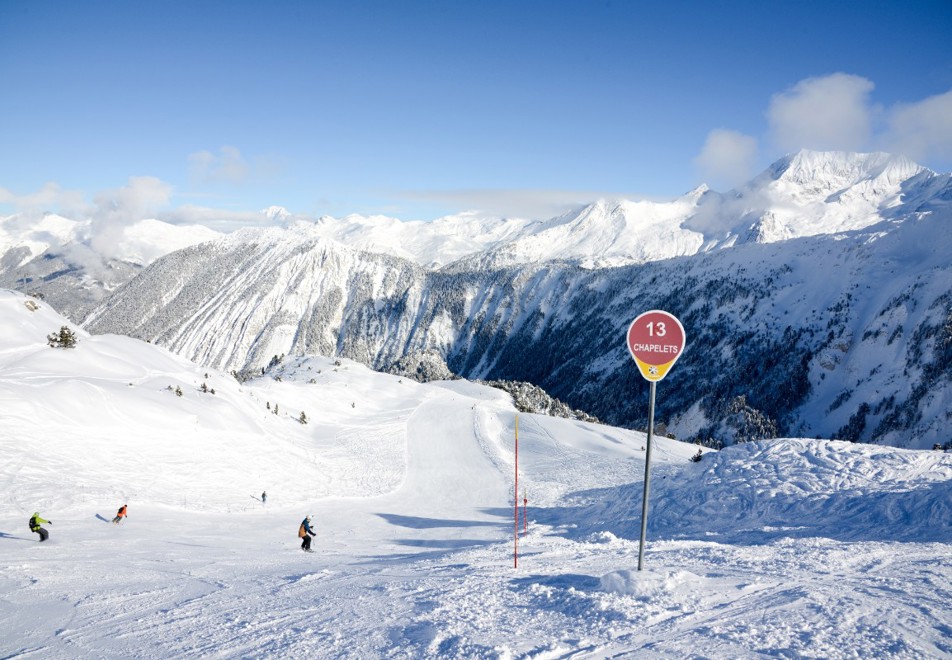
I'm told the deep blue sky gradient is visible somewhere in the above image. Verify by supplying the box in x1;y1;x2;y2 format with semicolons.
2;0;951;221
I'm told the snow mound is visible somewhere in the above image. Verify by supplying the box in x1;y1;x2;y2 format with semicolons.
600;569;705;599
651;438;952;542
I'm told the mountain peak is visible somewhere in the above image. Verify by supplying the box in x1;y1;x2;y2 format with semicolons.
261;206;291;222
682;184;710;202
767;150;924;187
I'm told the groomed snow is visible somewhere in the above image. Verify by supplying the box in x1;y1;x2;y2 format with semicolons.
1;289;950;658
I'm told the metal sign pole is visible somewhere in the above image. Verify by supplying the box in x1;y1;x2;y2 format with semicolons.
637;380;657;571
627;309;685;572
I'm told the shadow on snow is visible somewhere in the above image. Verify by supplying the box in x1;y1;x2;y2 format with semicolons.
528;476;952;545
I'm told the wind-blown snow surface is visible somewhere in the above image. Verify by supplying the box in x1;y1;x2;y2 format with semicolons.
2;289;951;658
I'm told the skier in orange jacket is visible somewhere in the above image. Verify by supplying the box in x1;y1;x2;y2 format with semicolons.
112;504;128;524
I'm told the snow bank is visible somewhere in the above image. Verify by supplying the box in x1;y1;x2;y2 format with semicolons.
600;568;705;599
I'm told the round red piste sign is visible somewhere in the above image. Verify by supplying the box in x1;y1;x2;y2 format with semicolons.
626;310;686;382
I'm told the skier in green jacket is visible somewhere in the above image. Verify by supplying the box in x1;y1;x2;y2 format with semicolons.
29;512;52;542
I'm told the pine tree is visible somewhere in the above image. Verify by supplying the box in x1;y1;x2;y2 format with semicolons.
47;326;78;349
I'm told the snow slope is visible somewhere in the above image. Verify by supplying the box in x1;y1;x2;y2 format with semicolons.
2;288;951;658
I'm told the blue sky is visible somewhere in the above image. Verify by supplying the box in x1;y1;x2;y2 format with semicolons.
2;0;951;225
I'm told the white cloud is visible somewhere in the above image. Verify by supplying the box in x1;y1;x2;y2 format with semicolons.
882;89;952;164
767;73;876;152
0;182;87;216
694;129;759;189
188;146;250;184
396;188;667;220
698;74;952;182
89;176;173;258
91;176;172;224
159;204;278;232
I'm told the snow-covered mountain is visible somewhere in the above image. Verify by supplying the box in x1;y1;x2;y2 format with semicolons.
9;150;951;449
686;150;935;244
0;212;220;320
2;287;950;657
82;151;952;449
7;150;949;316
308;210;535;268
453;190;710;270
302;149;948;270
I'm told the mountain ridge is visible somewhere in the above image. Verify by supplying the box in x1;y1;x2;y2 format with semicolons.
7;150;952;449
83;201;952;449
9;149;947;311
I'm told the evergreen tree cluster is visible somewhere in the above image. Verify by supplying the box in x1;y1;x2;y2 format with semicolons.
47;326;78;349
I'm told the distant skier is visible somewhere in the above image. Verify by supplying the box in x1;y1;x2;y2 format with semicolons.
261;491;267;504
298;515;316;552
112;504;128;524
29;512;52;542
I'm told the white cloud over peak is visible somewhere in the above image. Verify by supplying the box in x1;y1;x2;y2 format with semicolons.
91;176;172;224
767;73;876;153
882;89;952;164
695;74;952;185
694;129;758;189
89;176;173;259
